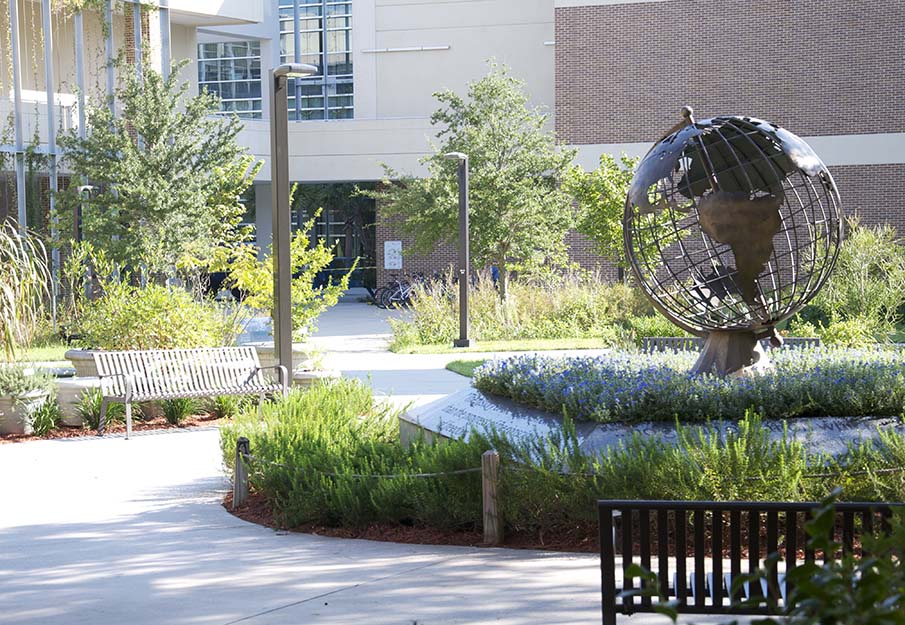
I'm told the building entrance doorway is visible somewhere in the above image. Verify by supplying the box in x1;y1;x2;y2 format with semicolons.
292;182;376;288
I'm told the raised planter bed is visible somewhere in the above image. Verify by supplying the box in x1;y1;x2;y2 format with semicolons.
0;389;50;435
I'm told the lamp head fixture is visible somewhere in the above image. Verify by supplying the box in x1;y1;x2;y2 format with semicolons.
273;63;318;79
443;152;468;162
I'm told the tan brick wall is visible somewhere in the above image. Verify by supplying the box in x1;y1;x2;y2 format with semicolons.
555;0;905;144
376;163;905;286
829;164;905;232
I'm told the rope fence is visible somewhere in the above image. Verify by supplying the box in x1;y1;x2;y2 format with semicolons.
230;437;905;546
232;437;503;544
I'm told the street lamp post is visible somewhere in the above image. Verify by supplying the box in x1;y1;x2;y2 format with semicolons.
445;152;471;348
270;63;317;378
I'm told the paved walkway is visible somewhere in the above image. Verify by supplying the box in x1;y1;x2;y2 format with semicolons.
1;303;735;625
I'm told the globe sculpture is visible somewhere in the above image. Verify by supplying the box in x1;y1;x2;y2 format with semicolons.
624;107;843;375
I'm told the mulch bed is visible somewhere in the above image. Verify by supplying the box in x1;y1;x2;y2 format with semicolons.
224;491;598;553
0;413;225;445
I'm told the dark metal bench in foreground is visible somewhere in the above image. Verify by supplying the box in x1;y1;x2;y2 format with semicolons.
598;500;894;625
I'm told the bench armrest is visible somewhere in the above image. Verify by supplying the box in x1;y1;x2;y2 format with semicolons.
97;372;135;401
256;364;289;393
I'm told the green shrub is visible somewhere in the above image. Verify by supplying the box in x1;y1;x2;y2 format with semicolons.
390;271;647;349
76;282;238;350
207;395;248;420
0;366;52;397
31;396;60;437
76;388;125;430
221;382;905;541
818;316;884;347
624;314;691;344
221;379;488;530
161;397;199;425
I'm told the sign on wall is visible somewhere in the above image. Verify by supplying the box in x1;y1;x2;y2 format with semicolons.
384;240;403;270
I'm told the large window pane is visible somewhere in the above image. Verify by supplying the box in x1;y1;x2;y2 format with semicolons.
197;40;264;120
281;0;353;121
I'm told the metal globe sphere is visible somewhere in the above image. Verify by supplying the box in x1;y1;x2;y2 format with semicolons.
623;110;843;374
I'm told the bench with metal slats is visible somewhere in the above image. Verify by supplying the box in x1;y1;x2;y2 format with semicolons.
95;347;288;439
598;499;895;625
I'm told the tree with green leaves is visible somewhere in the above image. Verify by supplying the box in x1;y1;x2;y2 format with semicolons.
367;64;577;301
563;153;637;266
56;59;260;278
212;210;354;339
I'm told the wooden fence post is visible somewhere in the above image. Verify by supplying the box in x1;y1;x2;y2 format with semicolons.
482;450;502;545
233;437;250;509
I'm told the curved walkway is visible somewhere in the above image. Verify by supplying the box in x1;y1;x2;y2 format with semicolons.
1;303;730;624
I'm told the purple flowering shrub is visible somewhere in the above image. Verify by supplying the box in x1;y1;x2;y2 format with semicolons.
473;348;905;422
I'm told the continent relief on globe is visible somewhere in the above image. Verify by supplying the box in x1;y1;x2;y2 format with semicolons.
697;191;783;306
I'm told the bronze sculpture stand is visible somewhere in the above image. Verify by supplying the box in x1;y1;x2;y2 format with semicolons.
690;330;772;376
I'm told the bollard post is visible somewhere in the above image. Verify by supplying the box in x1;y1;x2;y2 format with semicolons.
233;437;250;509
482;450;502;545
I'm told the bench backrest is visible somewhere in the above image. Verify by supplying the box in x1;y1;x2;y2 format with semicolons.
598;499;895;624
94;347;266;398
641;336;822;354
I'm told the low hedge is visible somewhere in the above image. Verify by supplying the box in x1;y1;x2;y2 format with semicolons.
221;380;905;541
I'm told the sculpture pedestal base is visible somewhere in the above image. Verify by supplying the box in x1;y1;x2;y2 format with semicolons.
690;330;770;376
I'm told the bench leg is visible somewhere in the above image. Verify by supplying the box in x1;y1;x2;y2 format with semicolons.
125;402;132;440
257;393;265;419
97;398;109;436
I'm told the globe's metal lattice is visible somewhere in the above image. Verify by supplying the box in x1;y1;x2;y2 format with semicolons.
624;113;843;335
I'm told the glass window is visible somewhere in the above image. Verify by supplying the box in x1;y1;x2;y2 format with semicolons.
197;40;264;120
279;0;353;121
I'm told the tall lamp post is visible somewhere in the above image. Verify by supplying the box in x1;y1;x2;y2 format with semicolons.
444;152;471;348
270;63;317;377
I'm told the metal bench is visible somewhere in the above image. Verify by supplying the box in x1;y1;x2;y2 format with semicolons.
598;499;895;625
95;347;289;438
641;336;821;354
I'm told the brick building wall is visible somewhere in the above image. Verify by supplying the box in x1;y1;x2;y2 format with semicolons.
375;219;621;287
828;164;905;231
376;0;904;286
555;0;905;144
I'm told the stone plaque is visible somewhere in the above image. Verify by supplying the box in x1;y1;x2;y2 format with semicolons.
400;388;905;458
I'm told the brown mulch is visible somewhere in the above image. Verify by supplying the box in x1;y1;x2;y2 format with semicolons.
0;413;225;445
224;491;598;553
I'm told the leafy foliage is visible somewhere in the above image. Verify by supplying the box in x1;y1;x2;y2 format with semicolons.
212;210;352;338
207;395;249;420
56;59;260;276
366;64;577;300
789;221;905;345
76;388;125;431
75;282;238;350
221;380;487;530
0;223;50;359
222;383;905;542
0;366;52;397
563;153;637;264
31;396;61;437
389;271;650;349
474;348;905;422
161;397;199;425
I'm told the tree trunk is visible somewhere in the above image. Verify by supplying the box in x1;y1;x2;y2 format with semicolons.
497;263;509;303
